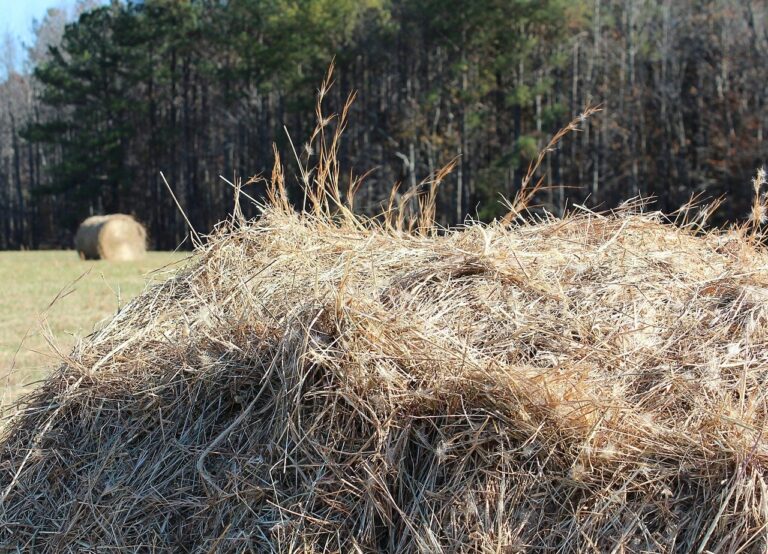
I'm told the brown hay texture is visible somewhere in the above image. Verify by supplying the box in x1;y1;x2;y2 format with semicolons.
2;197;768;552
74;214;147;261
3;75;768;550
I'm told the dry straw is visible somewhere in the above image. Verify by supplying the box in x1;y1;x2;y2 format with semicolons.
74;214;147;261
2;69;768;552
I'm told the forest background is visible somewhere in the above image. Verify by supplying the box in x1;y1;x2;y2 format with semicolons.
1;0;766;250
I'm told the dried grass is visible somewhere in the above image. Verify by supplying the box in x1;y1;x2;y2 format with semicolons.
1;75;768;552
74;214;147;261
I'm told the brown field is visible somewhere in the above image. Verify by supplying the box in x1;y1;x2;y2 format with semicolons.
0;250;187;407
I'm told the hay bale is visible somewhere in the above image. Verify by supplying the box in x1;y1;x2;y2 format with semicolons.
74;214;146;261
2;195;768;552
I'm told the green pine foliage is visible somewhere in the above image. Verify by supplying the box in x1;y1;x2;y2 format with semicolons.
1;0;766;248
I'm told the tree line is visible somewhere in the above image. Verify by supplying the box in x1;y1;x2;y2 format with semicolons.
0;0;766;250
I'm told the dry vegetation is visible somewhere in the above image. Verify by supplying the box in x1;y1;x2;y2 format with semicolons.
0;251;185;406
74;214;148;261
1;80;767;552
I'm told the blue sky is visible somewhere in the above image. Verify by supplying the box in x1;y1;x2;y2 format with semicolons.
1;0;113;76
2;0;72;51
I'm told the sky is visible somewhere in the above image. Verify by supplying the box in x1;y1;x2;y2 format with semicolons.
0;0;91;75
1;0;115;78
1;0;71;50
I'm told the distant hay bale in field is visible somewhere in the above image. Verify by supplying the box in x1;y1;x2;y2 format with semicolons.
74;214;146;261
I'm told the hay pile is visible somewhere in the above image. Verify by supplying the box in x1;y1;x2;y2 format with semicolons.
2;191;768;551
4;75;768;549
74;214;147;261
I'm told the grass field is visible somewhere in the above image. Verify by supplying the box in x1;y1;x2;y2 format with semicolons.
0;250;188;407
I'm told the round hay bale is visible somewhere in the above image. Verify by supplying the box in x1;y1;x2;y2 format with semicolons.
74;214;147;261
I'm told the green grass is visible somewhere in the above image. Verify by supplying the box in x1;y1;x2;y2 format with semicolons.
0;251;188;406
